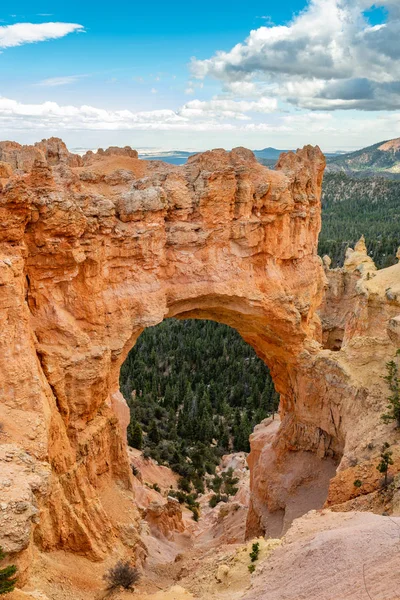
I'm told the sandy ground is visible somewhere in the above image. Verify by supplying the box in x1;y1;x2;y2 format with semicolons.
18;510;399;600
243;510;400;600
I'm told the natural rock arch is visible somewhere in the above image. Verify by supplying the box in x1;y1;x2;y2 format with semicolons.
0;138;398;569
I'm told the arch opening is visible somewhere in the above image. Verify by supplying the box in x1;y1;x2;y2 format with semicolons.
120;318;280;485
117;312;339;541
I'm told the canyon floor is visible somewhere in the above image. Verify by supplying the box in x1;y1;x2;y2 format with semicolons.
11;442;400;600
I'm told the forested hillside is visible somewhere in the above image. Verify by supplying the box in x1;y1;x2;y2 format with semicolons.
318;172;400;267
120;319;279;489
326;138;400;176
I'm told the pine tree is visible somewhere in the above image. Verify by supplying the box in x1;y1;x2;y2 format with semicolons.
0;546;17;595
377;442;394;487
220;425;230;449
148;420;160;445
382;350;400;428
130;421;143;450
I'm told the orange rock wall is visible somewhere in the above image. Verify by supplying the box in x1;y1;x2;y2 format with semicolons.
0;137;398;568
246;252;400;537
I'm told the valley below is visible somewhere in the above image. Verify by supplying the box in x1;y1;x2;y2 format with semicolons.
11;424;400;600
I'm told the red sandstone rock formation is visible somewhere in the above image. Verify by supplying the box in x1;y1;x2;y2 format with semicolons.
0;138;398;586
247;241;400;537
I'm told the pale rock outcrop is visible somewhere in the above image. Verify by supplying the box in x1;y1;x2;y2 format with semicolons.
144;497;185;539
322;254;331;270
0;445;48;553
129;448;179;503
343;235;377;275
128;448;187;541
246;418;337;538
215;564;230;582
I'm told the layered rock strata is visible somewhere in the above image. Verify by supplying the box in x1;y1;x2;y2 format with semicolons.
0;137;398;575
247;239;400;536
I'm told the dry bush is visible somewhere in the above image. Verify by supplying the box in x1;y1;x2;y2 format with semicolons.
103;560;139;591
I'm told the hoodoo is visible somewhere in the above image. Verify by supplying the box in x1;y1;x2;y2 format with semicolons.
0;138;399;581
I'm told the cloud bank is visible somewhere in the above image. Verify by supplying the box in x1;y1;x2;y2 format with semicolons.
0;96;234;131
191;0;400;110
0;95;399;141
0;96;281;131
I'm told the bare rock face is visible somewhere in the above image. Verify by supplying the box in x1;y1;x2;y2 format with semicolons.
247;245;400;538
0;137;398;579
246;418;337;538
144;497;185;539
343;235;377;276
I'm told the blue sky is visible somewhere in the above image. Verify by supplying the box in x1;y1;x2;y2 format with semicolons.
0;1;399;151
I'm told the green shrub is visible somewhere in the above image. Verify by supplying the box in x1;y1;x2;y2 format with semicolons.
223;468;239;497
178;477;191;493
142;447;151;460
128;421;143;449
209;494;219;508
377;442;394;487
249;542;260;563
0;547;17;596
193;476;205;495
382;350;400;428
189;505;200;521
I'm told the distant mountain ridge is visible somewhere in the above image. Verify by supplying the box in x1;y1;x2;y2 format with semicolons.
138;146;342;166
326;138;400;178
253;147;288;160
74;141;400;176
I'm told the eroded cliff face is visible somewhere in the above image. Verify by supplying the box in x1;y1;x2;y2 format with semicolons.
0;137;398;581
246;240;400;537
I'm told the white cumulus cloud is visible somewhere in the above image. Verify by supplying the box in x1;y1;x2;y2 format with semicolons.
0;94;279;131
179;97;277;121
1;95;400;145
0;22;84;49
191;0;400;110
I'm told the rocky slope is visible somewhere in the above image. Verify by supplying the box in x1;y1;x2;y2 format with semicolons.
326;137;400;177
242;510;400;600
246;237;400;539
0;138;399;598
10;502;399;599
